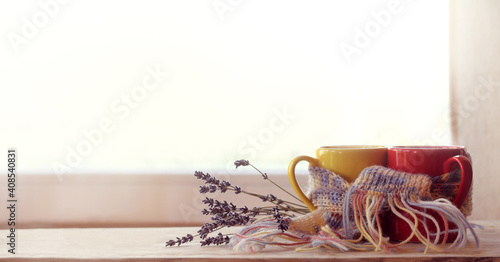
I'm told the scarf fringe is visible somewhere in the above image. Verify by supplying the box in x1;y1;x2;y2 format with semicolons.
231;217;370;252
347;194;480;253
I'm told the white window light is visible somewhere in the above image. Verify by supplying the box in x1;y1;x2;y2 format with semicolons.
0;0;449;176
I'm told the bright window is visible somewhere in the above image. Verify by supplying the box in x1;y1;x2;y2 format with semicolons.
1;0;450;176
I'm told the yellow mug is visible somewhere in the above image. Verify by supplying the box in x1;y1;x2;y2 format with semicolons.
288;145;388;211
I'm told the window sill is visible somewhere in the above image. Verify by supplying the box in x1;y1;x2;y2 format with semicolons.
1;220;499;261
4;173;307;228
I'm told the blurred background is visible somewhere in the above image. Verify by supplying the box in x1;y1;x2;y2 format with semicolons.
0;0;498;228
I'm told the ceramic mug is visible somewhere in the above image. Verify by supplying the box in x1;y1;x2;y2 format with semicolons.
386;145;473;242
288;145;387;211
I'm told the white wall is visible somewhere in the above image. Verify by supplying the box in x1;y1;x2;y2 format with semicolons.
450;0;500;220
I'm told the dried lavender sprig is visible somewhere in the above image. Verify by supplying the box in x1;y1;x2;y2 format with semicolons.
166;228;232;247
272;206;289;232
234;159;249;168
168;163;308;248
167;201;289;247
250;163;304;204
199;198;299;236
202;197;272;223
166;206;295;247
201;232;231;246
200;197;302;220
233;188;308;212
235;160;305;205
195;171;308;211
166;234;194;246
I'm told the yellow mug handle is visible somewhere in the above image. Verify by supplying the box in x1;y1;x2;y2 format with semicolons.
288;155;319;212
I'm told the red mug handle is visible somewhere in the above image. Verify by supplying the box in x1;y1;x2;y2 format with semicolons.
444;155;473;207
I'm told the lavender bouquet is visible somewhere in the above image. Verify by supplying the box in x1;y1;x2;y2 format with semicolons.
166;160;309;247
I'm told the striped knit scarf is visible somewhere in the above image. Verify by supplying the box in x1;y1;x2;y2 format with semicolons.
231;165;480;253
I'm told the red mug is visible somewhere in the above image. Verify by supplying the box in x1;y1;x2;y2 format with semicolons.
386;146;473;243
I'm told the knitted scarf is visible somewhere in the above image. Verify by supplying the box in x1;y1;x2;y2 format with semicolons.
231;165;479;253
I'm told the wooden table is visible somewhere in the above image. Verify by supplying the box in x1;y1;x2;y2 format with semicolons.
1;221;499;261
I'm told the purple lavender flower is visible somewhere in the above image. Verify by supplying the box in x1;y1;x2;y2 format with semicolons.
234;159;250;168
